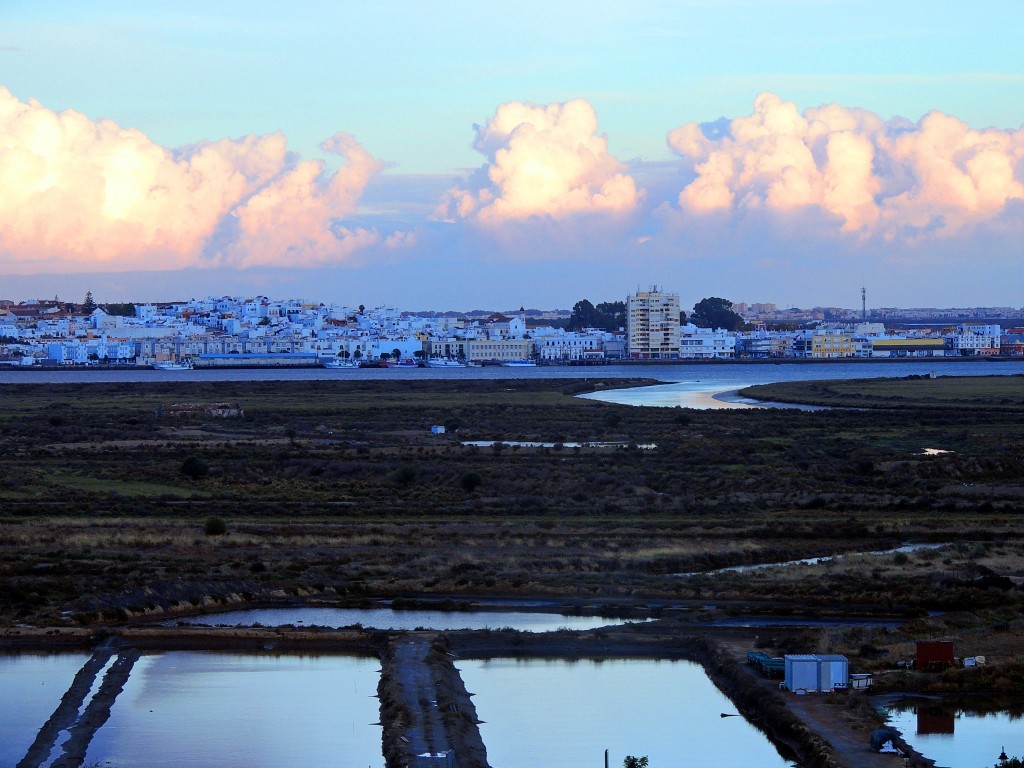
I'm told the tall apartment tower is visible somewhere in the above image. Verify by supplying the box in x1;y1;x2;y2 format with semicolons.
626;287;681;359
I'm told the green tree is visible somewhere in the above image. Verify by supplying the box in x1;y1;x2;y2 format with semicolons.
567;299;626;331
594;300;625;330
105;303;135;316
180;455;209;480
82;291;97;313
690;297;745;331
623;757;649;768
392;348;401;360
567;299;597;330
204;516;227;536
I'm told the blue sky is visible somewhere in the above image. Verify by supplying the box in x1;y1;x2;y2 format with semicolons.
1;1;1022;310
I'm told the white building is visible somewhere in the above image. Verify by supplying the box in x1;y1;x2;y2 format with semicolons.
627;288;680;359
678;324;736;359
950;324;1001;356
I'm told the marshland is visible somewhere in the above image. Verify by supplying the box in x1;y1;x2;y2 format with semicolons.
1;374;1022;767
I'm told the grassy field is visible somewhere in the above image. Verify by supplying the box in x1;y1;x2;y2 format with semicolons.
741;373;1024;410
1;375;1022;682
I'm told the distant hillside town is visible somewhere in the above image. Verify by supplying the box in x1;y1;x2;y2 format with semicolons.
0;290;1022;368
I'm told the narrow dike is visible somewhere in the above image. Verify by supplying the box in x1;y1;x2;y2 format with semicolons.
18;644;141;768
16;645;116;768
378;633;489;768
49;649;142;768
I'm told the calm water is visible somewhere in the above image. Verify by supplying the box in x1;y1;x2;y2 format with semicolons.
577;360;1024;409
173;606;644;631
460;658;795;768
83;652;383;768
1;359;1020;385
675;543;947;577
886;699;1024;768
0;653;90;766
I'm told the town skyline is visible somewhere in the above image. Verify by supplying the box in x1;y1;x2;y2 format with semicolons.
2;2;1022;309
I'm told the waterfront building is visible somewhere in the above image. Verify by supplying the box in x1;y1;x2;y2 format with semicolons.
465;338;531;363
626;288;680;359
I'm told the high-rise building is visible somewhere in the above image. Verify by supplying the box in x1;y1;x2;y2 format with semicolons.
626;287;680;359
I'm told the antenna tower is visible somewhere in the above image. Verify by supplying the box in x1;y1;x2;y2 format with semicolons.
861;286;866;321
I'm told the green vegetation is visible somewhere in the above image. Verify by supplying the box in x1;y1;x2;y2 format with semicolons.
690;297;746;331
566;299;626;331
741;374;1024;411
203;516;227;536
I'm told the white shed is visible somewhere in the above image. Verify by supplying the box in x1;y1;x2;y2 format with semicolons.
784;654;850;693
817;654;849;691
784;655;820;692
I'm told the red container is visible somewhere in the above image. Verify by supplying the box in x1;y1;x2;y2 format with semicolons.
916;641;954;670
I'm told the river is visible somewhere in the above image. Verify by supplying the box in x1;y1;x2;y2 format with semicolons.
1;359;1021;386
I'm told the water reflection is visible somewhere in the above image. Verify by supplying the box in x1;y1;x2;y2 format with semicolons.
460;658;795;768
0;653;90;766
885;698;1024;768
83;652;383;768
173;607;641;631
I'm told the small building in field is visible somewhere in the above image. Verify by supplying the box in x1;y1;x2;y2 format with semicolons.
784;654;849;692
430;425;446;435
817;654;849;690
916;641;955;670
168;402;245;419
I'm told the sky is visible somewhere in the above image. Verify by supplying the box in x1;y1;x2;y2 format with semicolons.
1;0;1022;311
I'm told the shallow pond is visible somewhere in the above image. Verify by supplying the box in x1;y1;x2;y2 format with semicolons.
886;698;1024;768
0;652;91;766
675;542;947;577
83;652;383;768
173;607;644;631
460;658;796;768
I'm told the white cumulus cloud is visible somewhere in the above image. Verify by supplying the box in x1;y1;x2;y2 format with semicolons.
0;87;382;273
443;99;639;223
668;92;1024;237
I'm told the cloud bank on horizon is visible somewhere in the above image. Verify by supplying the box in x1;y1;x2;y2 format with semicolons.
0;87;381;273
441;99;639;222
669;92;1024;237
1;87;1022;291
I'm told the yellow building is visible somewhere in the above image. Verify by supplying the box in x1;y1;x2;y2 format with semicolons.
811;332;855;358
465;338;531;362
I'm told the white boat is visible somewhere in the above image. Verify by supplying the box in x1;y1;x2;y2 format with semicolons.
321;358;356;368
153;360;193;371
426;358;466;367
502;360;537;367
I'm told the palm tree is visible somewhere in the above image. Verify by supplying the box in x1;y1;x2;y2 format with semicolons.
624;757;648;768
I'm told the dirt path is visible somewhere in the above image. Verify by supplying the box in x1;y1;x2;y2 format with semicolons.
395;635;451;762
379;634;489;768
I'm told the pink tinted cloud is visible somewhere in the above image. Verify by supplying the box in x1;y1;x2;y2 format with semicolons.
0;88;382;273
668;92;1024;237
443;99;639;222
